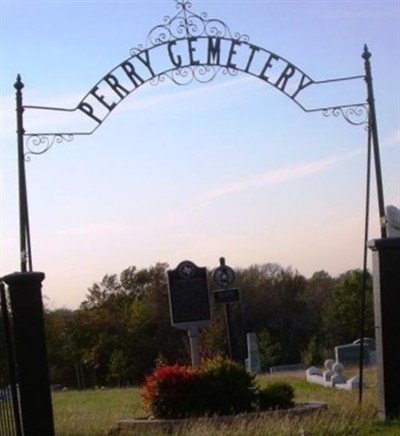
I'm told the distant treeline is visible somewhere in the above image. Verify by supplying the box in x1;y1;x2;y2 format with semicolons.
42;263;373;388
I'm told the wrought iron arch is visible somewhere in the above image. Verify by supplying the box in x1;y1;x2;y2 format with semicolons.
15;0;386;274
23;0;369;149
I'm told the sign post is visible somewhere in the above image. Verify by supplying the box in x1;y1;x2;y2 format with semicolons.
167;260;211;367
213;257;241;361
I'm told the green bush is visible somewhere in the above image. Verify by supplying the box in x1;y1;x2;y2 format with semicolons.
195;357;258;416
257;381;295;411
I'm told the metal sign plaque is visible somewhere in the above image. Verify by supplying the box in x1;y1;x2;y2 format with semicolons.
213;265;236;288
167;261;211;329
213;288;241;304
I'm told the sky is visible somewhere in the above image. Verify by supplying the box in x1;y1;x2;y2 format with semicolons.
1;0;399;309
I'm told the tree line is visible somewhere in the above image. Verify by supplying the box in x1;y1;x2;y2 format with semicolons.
42;262;374;388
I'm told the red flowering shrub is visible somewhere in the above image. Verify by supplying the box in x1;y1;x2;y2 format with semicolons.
142;364;197;419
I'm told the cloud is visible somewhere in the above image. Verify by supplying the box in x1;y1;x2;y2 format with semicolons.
204;149;362;200
109;74;258;113
384;129;400;148
163;148;363;226
0;75;258;137
55;222;127;237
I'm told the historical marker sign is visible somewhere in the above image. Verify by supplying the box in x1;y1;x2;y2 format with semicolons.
167;260;211;330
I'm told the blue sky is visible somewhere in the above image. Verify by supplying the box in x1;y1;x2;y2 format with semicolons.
1;0;399;309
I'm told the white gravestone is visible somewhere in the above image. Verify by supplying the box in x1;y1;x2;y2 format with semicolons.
386;205;400;237
246;332;261;373
306;366;325;386
323;359;335;383
331;362;347;386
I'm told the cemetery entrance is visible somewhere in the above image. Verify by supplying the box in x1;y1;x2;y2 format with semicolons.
3;0;397;428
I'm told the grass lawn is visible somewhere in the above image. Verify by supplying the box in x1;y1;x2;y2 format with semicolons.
52;366;400;435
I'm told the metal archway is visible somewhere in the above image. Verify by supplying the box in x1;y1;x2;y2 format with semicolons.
15;0;386;274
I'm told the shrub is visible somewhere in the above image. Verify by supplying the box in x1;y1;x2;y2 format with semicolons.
195;358;258;417
142;364;196;419
142;359;295;419
257;381;295;411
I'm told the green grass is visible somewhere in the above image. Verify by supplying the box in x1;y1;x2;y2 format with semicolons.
53;387;144;435
52;367;400;435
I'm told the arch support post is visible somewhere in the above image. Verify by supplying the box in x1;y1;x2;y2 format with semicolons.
362;46;386;238
15;75;32;272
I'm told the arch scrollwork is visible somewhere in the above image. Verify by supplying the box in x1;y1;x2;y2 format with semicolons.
131;0;249;54
24;134;74;161
322;104;370;128
150;64;238;87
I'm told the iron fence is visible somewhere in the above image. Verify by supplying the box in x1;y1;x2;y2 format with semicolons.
0;282;22;436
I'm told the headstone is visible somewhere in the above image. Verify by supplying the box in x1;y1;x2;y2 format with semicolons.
335;343;370;366
269;363;307;374
306;366;324;386
246;332;261;373
346;376;365;389
353;338;377;364
386;205;400;237
323;359;335;383
331;362;347;386
306;366;322;377
353;337;376;350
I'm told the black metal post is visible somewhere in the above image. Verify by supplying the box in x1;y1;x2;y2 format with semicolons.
358;127;372;405
224;303;233;360
362;46;387;238
15;75;33;272
2;272;55;436
369;237;400;420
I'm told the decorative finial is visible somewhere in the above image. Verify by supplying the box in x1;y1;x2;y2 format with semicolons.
362;44;371;61
14;74;24;90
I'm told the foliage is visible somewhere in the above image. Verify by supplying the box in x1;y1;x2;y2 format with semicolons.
302;335;325;367
321;269;374;348
44;263;375;389
143;358;260;418
258;329;283;370
142;364;196;419
196;358;258;416
257;381;295;411
235;264;313;364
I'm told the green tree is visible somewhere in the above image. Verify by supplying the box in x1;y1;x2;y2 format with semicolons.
258;329;282;370
44;308;77;386
322;269;374;348
301;270;336;360
235;264;312;364
54;263;187;386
